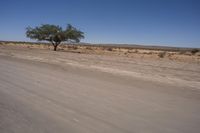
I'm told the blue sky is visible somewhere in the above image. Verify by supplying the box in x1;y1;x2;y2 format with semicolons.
0;0;200;47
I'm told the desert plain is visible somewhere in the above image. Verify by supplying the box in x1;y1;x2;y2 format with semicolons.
0;42;200;133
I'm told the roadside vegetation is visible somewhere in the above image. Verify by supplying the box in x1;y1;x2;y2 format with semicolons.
158;52;166;58
1;41;199;62
191;49;199;55
26;24;84;51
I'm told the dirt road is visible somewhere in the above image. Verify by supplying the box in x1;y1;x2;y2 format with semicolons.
0;47;200;132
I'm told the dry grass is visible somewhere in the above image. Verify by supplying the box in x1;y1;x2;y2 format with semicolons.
1;41;200;63
158;52;166;58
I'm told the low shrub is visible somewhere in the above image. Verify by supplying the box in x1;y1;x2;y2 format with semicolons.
107;47;113;51
179;50;187;55
158;52;166;58
134;49;138;53
191;49;199;55
68;45;78;50
86;47;92;50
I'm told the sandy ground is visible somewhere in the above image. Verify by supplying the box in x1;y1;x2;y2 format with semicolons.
0;44;199;88
0;45;200;133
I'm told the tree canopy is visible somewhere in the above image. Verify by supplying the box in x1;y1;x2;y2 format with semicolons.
26;24;84;51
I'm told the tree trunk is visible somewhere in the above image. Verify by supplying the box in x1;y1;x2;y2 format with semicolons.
51;42;60;51
53;45;58;51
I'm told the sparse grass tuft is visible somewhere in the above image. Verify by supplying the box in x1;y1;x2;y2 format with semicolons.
107;47;113;51
73;46;78;50
68;45;78;50
179;50;187;55
134;49;138;53
86;47;92;50
158;52;166;58
60;45;67;49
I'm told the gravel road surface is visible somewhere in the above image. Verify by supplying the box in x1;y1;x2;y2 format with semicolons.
0;55;200;133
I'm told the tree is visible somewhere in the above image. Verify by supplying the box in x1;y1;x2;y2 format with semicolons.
26;24;84;51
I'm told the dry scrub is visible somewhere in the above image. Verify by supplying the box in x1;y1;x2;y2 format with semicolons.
0;41;200;63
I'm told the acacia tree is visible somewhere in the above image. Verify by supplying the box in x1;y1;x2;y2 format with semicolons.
26;24;84;51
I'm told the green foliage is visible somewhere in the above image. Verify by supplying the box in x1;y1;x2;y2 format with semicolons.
65;24;84;43
26;24;84;51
